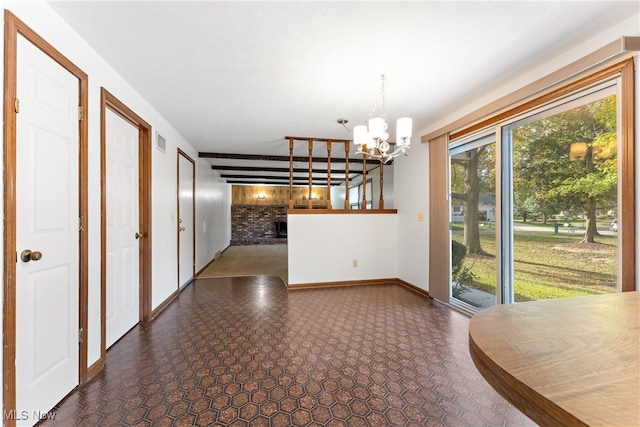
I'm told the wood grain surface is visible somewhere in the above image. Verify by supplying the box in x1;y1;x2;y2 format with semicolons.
469;292;639;427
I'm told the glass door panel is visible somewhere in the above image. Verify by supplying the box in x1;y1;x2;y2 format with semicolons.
508;92;618;301
450;134;497;310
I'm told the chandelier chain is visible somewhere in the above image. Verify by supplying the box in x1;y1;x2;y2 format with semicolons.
367;74;387;122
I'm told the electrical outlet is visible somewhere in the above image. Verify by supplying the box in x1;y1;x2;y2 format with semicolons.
352;259;358;267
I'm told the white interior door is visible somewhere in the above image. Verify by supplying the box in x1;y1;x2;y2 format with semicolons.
178;153;195;288
15;35;80;425
105;108;140;348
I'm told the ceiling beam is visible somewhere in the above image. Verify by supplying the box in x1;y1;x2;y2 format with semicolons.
220;175;350;182
199;152;376;165
222;175;338;182
225;179;343;186
210;164;362;176
222;173;340;180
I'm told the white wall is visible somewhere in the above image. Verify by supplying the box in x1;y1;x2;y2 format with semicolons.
394;12;640;293
0;1;231;374
195;158;232;269
287;213;397;285
393;141;430;291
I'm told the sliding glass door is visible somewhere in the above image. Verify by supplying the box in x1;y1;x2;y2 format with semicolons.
450;82;619;310
450;134;497;310
506;86;618;302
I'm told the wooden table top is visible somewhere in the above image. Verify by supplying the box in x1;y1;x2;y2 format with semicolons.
469;291;639;427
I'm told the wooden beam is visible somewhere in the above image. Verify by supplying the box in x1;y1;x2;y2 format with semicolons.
308;139;313;209
225;179;343;186
289;138;294;209
211;164;360;177
285;135;351;143
344;141;350;209
327;140;332;209
199;151;371;164
221;173;344;180
379;159;384;209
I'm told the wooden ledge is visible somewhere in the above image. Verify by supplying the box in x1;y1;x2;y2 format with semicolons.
287;209;397;215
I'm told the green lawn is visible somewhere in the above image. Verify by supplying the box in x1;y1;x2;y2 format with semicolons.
452;223;617;302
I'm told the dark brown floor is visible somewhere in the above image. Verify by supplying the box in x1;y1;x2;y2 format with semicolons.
40;277;535;426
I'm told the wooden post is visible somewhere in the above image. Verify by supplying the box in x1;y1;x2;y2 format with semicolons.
344;141;350;209
361;155;367;210
379;160;384;210
288;138;294;209
308;138;313;209
326;140;332;209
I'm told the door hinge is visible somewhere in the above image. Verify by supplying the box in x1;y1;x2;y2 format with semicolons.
78;106;84;121
78;328;84;343
79;216;84;232
14;98;19;113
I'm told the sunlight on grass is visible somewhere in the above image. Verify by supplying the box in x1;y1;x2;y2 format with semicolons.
452;224;617;302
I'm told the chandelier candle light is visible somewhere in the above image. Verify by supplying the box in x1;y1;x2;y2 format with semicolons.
353;74;412;162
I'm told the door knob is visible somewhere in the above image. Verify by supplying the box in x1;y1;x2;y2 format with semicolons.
20;250;43;262
135;232;143;239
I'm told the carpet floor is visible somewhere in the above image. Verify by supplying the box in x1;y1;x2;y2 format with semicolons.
198;245;288;285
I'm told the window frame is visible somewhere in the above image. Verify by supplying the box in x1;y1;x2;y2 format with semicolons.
428;57;636;306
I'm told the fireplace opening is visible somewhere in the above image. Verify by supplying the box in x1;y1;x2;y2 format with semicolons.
274;221;287;238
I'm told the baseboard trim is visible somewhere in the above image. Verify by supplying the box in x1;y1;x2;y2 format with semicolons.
195;244;231;277
85;358;105;383
179;276;195;291
288;278;396;290
396;278;431;299
151;289;179;320
288;278;430;299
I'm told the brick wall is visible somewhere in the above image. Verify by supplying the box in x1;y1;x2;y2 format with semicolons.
231;205;288;245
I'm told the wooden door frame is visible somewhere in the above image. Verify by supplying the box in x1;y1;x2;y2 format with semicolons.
99;88;152;369
3;10;89;423
177;149;195;289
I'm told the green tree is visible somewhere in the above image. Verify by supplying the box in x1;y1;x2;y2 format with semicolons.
513;95;617;242
451;144;495;254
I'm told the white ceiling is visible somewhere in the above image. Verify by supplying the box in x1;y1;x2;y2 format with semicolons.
48;1;637;159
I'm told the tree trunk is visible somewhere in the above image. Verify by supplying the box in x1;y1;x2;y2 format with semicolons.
463;150;483;254
583;197;598;243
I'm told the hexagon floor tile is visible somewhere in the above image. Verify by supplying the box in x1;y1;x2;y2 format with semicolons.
38;276;536;426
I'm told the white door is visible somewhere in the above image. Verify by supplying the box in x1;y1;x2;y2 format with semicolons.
15;35;80;425
105;108;140;348
178;153;195;288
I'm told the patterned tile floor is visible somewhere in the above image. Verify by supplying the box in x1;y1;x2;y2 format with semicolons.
40;277;535;426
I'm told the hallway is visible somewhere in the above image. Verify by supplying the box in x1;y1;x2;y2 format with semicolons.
40;277;533;426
